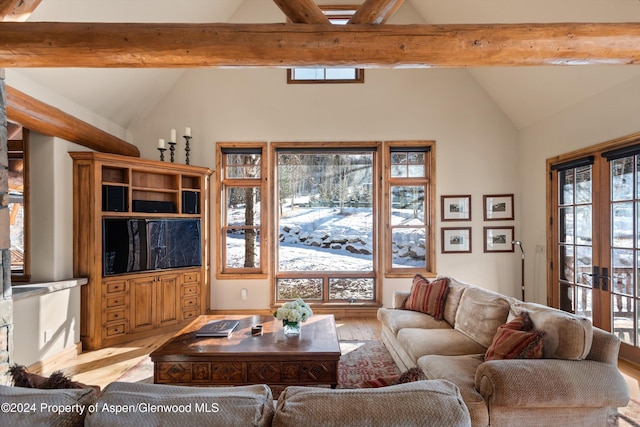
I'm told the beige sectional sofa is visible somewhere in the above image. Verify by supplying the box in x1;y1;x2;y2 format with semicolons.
0;379;472;426
378;275;630;427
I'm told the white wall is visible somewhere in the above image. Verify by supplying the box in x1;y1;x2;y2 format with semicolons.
518;74;640;305
30;135;90;281
13;287;80;367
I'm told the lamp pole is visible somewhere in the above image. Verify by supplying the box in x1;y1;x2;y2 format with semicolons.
513;241;525;301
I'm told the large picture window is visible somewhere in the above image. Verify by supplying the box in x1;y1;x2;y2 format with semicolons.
216;141;435;307
274;144;378;303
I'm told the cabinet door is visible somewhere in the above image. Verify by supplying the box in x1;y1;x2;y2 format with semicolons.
157;273;181;327
130;276;155;333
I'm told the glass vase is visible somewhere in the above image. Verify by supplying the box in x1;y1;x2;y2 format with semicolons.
283;320;301;336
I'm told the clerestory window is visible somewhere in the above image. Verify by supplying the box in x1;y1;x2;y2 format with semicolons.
287;6;364;84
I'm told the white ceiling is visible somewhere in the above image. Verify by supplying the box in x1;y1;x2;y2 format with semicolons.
9;0;640;130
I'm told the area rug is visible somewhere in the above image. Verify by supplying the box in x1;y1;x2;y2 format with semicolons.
611;399;640;426
116;340;400;388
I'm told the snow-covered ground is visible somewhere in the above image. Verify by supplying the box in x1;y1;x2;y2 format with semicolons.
226;202;425;270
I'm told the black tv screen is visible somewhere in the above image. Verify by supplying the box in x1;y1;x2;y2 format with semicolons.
103;218;201;276
147;219;202;270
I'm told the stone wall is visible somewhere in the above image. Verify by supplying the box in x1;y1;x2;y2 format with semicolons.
0;69;13;385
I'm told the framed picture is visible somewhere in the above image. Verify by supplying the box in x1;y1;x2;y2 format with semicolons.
441;227;472;253
483;226;514;253
483;194;514;221
441;195;472;221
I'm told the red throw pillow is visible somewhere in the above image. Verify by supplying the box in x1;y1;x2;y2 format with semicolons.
485;312;545;361
357;367;426;388
403;275;450;320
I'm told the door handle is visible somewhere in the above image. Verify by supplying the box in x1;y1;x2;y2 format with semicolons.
586;266;600;290
600;268;609;292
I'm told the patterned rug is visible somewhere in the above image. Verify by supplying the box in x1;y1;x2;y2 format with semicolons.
613;399;640;426
116;340;401;388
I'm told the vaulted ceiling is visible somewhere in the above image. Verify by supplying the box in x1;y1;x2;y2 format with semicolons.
4;0;640;131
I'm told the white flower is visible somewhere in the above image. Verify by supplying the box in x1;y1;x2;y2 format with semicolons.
274;298;313;323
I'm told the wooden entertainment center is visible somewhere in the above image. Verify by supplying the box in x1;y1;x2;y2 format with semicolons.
71;152;212;351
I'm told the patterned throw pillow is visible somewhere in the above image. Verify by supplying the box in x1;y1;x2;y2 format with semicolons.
357;367;426;388
485;312;545;361
403;275;450;320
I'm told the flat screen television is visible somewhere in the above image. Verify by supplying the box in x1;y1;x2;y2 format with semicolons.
103;218;202;276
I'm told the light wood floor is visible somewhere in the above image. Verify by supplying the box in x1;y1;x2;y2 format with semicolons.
33;317;381;390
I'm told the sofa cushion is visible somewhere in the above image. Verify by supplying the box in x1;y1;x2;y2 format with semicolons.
418;354;488;427
377;307;452;336
442;279;468;327
85;382;274;427
485;313;545;361
397;328;487;362
404;275;450;320
509;301;593;360
454;285;512;348
0;384;97;427
272;380;471;427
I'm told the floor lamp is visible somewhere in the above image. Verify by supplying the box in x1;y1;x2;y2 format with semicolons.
513;240;525;301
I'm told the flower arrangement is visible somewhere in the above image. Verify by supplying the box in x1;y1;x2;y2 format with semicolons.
273;298;313;325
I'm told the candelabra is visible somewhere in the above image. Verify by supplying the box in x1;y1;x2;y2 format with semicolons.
168;141;177;163
183;135;191;165
157;147;167;162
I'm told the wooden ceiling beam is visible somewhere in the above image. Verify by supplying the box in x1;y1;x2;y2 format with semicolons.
272;0;330;24
348;0;405;25
6;85;140;157
0;0;42;21
0;22;639;68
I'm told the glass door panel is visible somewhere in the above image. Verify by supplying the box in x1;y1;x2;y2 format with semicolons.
610;156;638;347
551;138;640;365
556;165;595;322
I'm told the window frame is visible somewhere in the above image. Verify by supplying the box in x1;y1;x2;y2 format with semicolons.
216;142;269;279
271;142;381;305
9;127;30;282
286;5;365;85
287;68;365;85
384;141;436;278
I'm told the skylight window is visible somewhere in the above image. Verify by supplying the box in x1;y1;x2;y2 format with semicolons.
287;6;364;84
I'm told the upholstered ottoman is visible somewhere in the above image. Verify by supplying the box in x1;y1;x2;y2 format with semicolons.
85;382;274;426
272;379;471;427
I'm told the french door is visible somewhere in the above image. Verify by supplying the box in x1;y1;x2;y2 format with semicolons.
549;135;640;364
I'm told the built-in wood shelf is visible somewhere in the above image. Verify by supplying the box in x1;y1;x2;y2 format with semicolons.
71;151;212;350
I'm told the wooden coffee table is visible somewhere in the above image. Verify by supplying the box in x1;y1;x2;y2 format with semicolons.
150;314;341;388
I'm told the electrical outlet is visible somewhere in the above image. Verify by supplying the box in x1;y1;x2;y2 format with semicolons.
241;288;248;300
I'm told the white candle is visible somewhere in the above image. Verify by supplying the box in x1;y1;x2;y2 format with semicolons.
170;129;176;142
158;138;165;149
185;127;191;137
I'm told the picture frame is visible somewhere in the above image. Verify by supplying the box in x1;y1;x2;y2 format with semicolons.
441;195;472;221
483;226;514;253
483;194;514;221
441;227;472;253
